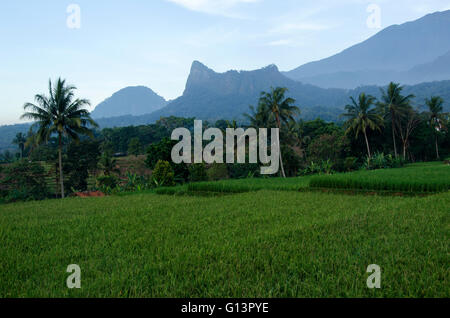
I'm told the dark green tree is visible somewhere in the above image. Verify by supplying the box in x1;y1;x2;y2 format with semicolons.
378;82;415;158
425;96;448;160
21;78;98;198
343;93;383;158
128;137;141;157
12;133;26;158
254;87;300;177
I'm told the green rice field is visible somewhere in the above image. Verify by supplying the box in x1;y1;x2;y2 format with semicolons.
0;163;449;297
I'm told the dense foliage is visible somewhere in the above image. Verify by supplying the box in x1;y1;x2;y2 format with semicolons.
0;161;50;202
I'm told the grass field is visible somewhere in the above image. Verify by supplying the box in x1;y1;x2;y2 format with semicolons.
310;162;450;194
0;187;448;297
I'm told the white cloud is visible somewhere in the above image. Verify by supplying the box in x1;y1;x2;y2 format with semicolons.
166;0;260;17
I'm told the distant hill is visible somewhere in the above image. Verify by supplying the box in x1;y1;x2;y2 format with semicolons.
147;61;348;123
284;10;450;88
144;61;450;123
91;86;167;119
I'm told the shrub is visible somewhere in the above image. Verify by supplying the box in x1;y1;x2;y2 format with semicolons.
207;163;229;181
146;138;189;183
123;172;151;192
96;175;119;189
128;137;142;157
152;160;175;187
344;157;358;172
189;163;208;182
0;160;50;202
362;153;405;170
228;162;260;179
281;145;302;177
64;140;101;193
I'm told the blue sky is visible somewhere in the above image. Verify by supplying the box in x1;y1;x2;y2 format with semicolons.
1;0;449;125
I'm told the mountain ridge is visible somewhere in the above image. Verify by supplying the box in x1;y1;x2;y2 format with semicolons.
283;10;450;88
91;86;167;119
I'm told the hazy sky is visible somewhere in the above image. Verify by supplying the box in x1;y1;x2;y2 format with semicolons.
1;0;449;125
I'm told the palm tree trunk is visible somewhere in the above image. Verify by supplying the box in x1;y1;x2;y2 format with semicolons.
391;117;398;158
276;115;286;178
363;130;371;158
435;134;440;160
58;133;65;199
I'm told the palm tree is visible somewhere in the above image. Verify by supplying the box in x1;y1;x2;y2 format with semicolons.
21;78;98;198
257;87;300;178
378;82;415;158
12;132;26;158
342;93;383;158
98;152;119;176
425;96;448;160
244;103;272;129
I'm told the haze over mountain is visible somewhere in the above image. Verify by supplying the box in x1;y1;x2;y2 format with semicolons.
146;61;347;123
283;10;450;89
141;61;450;124
91;86;167;119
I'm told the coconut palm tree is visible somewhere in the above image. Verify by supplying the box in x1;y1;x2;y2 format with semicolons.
257;87;300;178
425;96;448;160
378;82;415;158
21;78;98;198
244;102;272;129
342;93;383;158
12;132;26;158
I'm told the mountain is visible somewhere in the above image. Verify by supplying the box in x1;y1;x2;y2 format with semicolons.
146;61;348;123
284;10;450;88
405;50;450;83
91;86;167;119
142;61;450;124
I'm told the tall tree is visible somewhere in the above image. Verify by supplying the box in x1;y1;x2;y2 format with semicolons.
425;96;448;160
21;78;98;198
378;82;415;158
12;132;26;158
396;108;421;160
257;87;300;178
342;93;383;158
128;137;141;157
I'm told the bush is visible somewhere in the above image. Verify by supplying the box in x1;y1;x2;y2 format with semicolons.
189;163;208;182
96;175;119;189
228;162;260;179
362;153;405;170
146;138;189;183
0;160;50;202
344;157;358;172
207;163;229;181
152;160;175;187
281;145;302;177
298;160;335;176
64;140;101;193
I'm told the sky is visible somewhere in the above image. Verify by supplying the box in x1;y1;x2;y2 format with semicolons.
1;0;449;125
